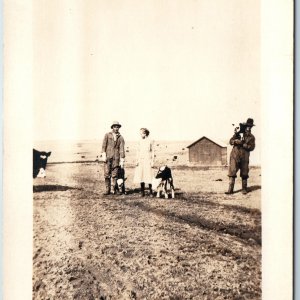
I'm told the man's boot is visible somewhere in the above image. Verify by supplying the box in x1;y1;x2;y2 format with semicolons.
140;182;145;197
225;177;235;194
242;179;248;195
103;178;111;195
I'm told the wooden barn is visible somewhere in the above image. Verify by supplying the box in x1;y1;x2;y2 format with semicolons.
187;136;227;165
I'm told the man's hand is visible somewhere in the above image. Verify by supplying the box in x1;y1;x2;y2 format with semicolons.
120;158;125;168
101;152;107;162
150;160;154;168
234;139;243;145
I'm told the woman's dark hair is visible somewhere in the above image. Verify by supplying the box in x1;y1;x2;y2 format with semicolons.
140;128;150;136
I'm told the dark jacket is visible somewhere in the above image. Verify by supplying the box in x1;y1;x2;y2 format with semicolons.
229;132;255;164
229;132;255;152
102;132;125;162
228;132;255;178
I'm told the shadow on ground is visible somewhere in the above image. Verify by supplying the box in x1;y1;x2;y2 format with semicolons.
125;188;183;198
120;197;261;245
33;185;82;193
234;185;261;194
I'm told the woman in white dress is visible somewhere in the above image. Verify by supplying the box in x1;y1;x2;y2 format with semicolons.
133;128;154;197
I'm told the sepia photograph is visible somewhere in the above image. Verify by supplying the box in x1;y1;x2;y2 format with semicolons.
3;0;294;299
32;1;261;299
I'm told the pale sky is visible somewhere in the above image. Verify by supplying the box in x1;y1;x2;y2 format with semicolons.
33;0;260;144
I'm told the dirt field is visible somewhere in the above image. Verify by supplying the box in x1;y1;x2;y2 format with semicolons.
33;163;261;300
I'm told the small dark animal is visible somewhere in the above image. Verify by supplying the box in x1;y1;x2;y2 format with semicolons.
152;165;175;198
113;167;127;195
33;149;51;178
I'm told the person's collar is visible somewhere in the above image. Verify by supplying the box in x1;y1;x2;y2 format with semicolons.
111;131;120;138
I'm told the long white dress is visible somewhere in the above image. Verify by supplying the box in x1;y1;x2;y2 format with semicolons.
133;138;154;184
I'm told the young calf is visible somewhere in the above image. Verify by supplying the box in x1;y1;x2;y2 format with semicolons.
113;167;127;195
152;166;175;199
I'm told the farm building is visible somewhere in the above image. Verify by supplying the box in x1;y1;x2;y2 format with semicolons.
187;136;227;165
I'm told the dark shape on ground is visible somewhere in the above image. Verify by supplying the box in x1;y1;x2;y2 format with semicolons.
215;179;223;181
234;185;261;193
33;185;82;193
122;197;261;245
78;241;83;249
123;188;141;195
248;185;261;192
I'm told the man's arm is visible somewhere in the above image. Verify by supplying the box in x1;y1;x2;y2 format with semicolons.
119;136;125;167
229;134;242;146
119;136;125;159
101;133;108;153
243;135;255;151
101;134;109;162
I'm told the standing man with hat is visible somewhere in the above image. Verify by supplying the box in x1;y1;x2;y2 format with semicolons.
225;118;256;195
101;121;125;195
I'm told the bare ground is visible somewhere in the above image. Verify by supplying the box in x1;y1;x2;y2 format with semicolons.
33;163;261;300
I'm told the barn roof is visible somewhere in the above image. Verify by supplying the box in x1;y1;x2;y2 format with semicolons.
187;136;228;148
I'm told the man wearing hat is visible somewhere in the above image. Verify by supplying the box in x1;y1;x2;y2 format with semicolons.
101;121;125;195
225;118;256;195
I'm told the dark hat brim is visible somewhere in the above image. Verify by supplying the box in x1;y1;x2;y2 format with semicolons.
111;124;121;129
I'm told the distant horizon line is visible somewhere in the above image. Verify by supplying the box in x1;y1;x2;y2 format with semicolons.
33;138;210;142
33;138;230;144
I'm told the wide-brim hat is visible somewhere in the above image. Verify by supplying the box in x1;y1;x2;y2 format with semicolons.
245;118;255;127
111;121;122;129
